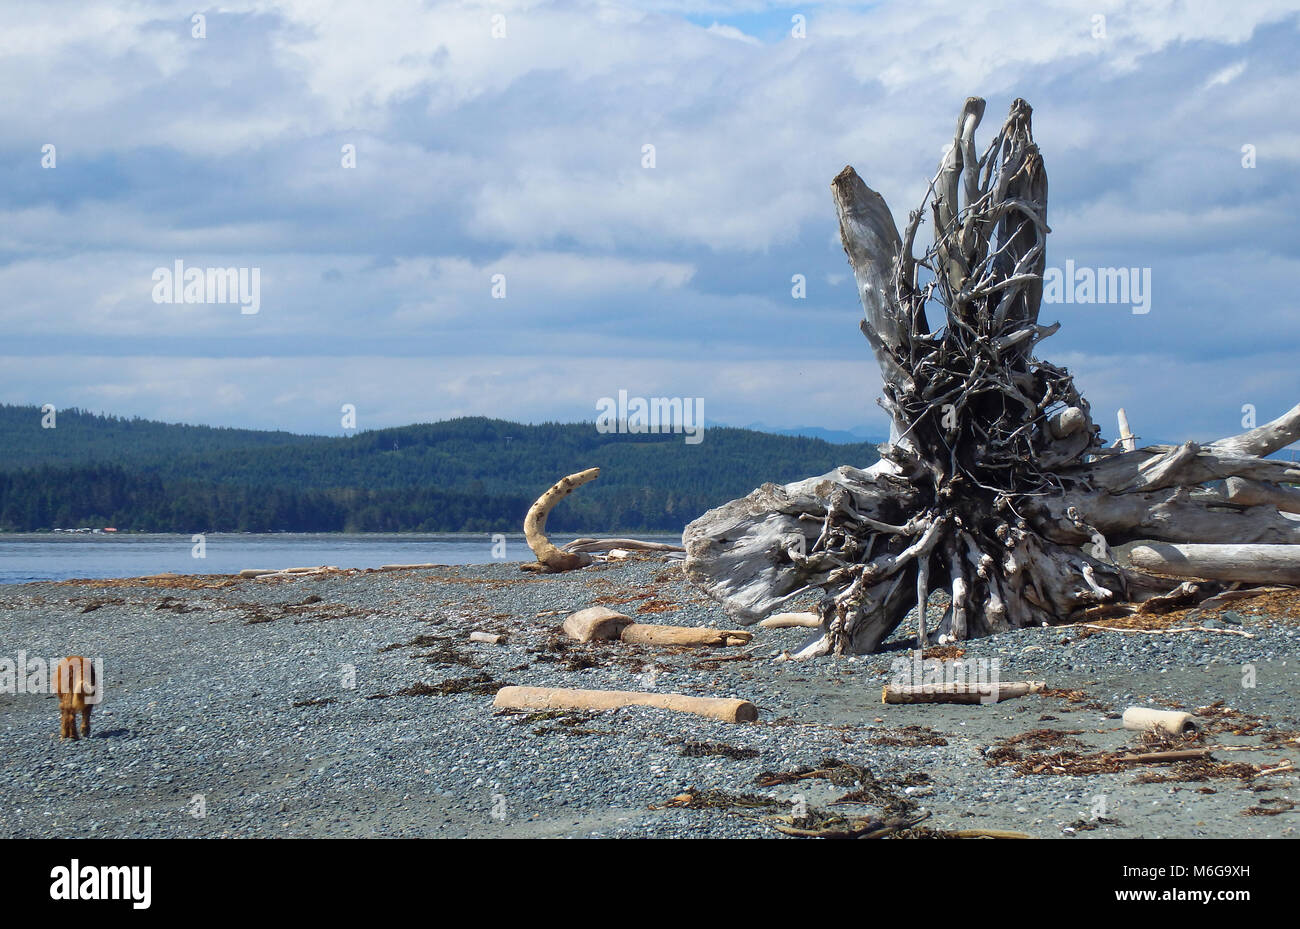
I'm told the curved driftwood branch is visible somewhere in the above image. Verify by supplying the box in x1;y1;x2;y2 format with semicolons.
522;467;600;573
683;96;1300;656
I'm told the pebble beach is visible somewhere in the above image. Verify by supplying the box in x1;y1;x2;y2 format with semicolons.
1;557;1296;838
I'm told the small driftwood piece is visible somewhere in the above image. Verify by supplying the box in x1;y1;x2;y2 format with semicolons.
241;566;339;578
493;685;758;723
469;631;505;645
882;681;1046;704
619;625;751;647
521;468;600;573
1257;760;1295;776
562;606;634;642
1122;707;1197;735
1113;748;1214;765
758;612;822;629
561;607;750;646
1116;408;1137;452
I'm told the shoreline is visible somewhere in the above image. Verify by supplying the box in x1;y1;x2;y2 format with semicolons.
0;558;1295;838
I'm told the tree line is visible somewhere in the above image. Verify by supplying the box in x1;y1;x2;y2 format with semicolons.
0;407;880;532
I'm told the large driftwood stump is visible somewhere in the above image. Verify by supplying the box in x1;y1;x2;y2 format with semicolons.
683;97;1300;657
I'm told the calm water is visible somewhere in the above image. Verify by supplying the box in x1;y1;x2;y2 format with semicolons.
0;532;684;584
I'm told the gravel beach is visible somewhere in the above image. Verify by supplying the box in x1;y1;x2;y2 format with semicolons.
1;557;1296;838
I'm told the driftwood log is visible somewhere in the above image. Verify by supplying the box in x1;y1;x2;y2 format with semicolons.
561;607;751;647
521;468;600;572
683;96;1300;656
493;685;758;723
882;681;1045;704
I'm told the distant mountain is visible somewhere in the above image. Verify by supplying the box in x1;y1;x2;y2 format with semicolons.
0;405;879;533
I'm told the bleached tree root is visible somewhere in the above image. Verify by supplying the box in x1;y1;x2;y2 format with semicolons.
521;468;600;573
683;97;1300;655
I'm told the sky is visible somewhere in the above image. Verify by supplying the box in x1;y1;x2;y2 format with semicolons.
3;0;1298;443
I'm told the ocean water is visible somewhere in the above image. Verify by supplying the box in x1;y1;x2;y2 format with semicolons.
0;532;685;584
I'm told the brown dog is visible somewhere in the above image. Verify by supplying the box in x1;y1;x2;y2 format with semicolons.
55;656;96;740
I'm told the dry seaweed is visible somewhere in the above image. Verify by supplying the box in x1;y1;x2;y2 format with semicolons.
652;788;783;811
868;725;949;748
680;740;759;760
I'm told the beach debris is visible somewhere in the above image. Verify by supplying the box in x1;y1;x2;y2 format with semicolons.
492;685;758;723
679;95;1300;658
679;740;759;760
652;788;782;811
520;468;600;573
1131;543;1300;585
882;681;1046;704
1187;585;1290;617
376;563;444;571
767;810;929;839
562;537;685;554
1076;622;1255;639
1122;707;1198;736
468;631;506;645
757;612;821;629
562;606;634;642
560;606;751;647
937;828;1033;839
1243;798;1296;816
241;565;341;580
1256;760;1296;777
620;625;751;647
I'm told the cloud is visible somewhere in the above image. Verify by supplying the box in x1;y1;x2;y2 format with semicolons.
1;0;1297;440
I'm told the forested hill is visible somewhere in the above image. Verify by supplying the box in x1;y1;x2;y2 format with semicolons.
0;405;880;533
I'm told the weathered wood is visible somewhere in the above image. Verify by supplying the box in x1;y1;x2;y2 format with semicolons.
561;537;685;554
1116;408;1136;452
681;96;1300;658
521;468;599;573
1130;542;1300;584
618;625;751;647
882;681;1046;704
758;612;822;629
492;685;758;723
1122;707;1197;735
562;607;633;642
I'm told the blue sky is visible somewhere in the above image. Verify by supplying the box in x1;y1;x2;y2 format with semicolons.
3;0;1298;444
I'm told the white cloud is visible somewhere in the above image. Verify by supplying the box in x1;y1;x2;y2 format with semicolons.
1;0;1297;437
